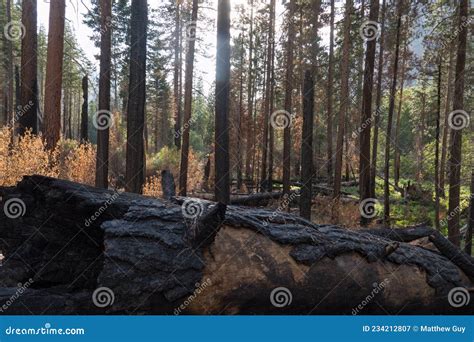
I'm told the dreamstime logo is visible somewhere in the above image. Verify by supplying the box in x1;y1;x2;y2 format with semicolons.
448;110;470;130
359;20;380;41
359;198;380;219
270;110;293;130
3;21;25;41
270;287;292;308
185;21;197;41
92;287;115;308
93;110;114;130
448;287;470;308
3;198;26;219
181;199;204;219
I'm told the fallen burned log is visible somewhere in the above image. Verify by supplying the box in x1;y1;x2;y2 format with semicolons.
0;175;472;314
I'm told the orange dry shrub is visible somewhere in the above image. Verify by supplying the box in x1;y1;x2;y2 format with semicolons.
61;141;96;186
0;127;96;187
0;127;59;186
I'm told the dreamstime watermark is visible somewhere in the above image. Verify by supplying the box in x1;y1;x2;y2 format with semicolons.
3;198;26;219
270;110;294;130
92;287;115;308
174;116;197;139
448;287;470;308
352;107;382;139
174;278;212;315
359;198;380;219
262;192;298;227
84;190;120;227
440;205;462;227
448;109;470;130
359;20;380;41
441;16;471;50
181;199;205;219
0;278;34;313
352;279;390;315
5;323;85;336
3;21;25;41
8;101;35;126
270;287;292;308
93;110;114;131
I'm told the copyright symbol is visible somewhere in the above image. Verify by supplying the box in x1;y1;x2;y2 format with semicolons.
412;326;419;332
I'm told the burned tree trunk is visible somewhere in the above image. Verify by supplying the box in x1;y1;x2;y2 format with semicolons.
0;176;472;315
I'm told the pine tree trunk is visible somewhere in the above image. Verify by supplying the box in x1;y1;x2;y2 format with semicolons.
333;0;352;198
260;0;275;191
326;0;335;185
282;0;296;197
466;168;474;255
434;61;442;231
95;0;112;189
359;0;380;226
43;0;65;149
415;92;426;182
370;0;386;198
214;0;231;204
394;42;407;187
80;76;89;142
125;0;148;194
383;2;403;226
173;2;182;149
448;0;468;246
236;35;245;190
300;71;314;220
178;0;199;196
440;47;455;196
18;0;39;135
3;0;14;125
245;0;254;182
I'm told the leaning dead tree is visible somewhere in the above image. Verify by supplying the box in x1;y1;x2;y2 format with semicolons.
0;176;472;314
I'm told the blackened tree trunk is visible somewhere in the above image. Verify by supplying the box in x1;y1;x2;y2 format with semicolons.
95;0;112;188
466;168;474;255
326;0;335;185
80;76;89;142
370;0;386;199
267;31;276;191
282;0;296;198
260;0;276;190
245;0;255;182
214;0;231;204
173;2;182;149
125;0;148;194
236;35;245;190
178;0;199;196
43;0;65;149
18;0;38;135
4;0;14;125
434;61;442;231
359;0;380;226
333;0;352;198
383;2;403;226
300;71;314;220
448;0;468;246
